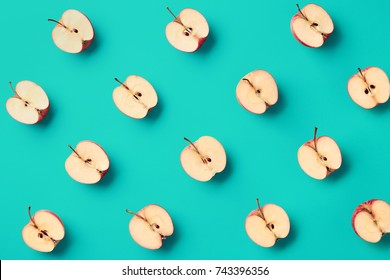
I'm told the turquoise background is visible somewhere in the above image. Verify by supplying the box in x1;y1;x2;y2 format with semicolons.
0;0;389;260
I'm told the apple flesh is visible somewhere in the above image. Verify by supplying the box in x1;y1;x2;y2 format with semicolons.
50;9;94;53
127;204;174;250
65;141;109;184
236;70;278;114
22;206;65;253
245;198;290;248
6;81;49;124
347;67;390;109
290;4;334;48
165;7;209;52
352;199;390;243
113;76;158;119
180;136;226;182
297;127;342;180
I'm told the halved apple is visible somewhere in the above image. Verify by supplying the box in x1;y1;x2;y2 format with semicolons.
165;7;209;52
348;67;390;109
245;198;290;248
297;127;342;180
127;204;174;250
49;9;94;53
291;4;334;48
6;81;49;124
113;76;158;119
22;206;65;253
236;70;278;114
180;136;226;182
352;199;390;243
65;141;109;184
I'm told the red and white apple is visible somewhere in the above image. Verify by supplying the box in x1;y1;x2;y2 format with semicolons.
291;4;334;48
49;9;94;53
165;7;209;52
6;81;50;124
127;204;174;250
347;67;390;109
236;70;278;114
352;199;390;243
113;76;158;119
245;198;290;248
65;141;109;184
22;206;65;253
180;136;226;182
298;127;342;180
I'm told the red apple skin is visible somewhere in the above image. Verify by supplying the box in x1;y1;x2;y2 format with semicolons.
37;103;50;123
351;199;378;235
93;142;110;181
290;14;332;48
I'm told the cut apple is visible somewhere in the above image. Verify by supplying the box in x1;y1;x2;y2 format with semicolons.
22;206;65;253
49;9;94;53
180;136;226;182
65;141;109;184
347;67;390;109
112;76;158;119
352;199;390;243
6;81;49;125
127;204;174;250
165;7;209;52
236;70;278;114
297;127;342;180
245;198;290;248
291;4;334;48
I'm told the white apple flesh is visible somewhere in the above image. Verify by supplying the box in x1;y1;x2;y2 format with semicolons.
165;7;209;52
113;76;158;119
245;198;290;248
6;81;49;124
22;206;65;253
352;199;390;243
180;136;227;182
127;204;174;250
236;70;278;114
297;127;342;180
50;9;94;53
65;141;109;184
290;4;334;48
347;67;390;109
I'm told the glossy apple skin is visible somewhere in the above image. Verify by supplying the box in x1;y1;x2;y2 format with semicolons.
351;199;378;235
301;137;335;177
290;14;331;48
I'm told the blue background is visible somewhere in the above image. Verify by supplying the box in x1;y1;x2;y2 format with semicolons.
0;0;389;260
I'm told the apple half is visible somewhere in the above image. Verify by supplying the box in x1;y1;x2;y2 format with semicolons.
165;7;209;52
298;127;342;180
236;70;278;114
65;141;110;184
291;4;334;48
113;76;158;119
49;9;94;53
245;198;290;248
127;204;174;250
347;67;390;109
22;206;65;252
180;136;226;182
6;81;50;124
352;199;390;243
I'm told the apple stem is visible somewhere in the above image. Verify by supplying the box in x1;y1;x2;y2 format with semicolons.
8;81;22;99
126;209;146;221
27;206;38;229
256;198;265;220
68;144;82;159
313;127;318;151
183;137;211;164
114;78;129;90
296;4;308;21
166;7;183;26
48;18;67;29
